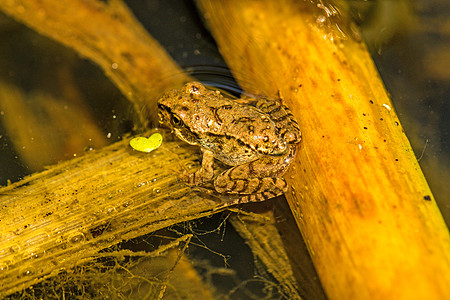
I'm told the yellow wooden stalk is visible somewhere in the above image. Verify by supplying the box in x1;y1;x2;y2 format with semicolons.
197;0;450;299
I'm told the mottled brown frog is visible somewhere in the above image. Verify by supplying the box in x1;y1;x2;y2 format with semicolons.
158;82;301;205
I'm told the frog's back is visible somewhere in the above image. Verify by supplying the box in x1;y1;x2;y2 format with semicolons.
213;101;287;155
158;81;289;160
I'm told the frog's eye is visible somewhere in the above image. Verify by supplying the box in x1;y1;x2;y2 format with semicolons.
172;115;182;126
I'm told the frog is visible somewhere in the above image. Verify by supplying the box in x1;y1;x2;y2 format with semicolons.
158;81;301;206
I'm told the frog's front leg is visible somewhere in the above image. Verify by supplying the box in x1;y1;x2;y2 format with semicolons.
213;151;292;201
184;148;214;185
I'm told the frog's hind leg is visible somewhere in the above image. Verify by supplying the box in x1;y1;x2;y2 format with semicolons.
214;172;288;196
212;192;284;211
213;153;291;208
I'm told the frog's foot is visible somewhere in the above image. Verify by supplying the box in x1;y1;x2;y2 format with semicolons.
212;191;284;211
183;168;214;186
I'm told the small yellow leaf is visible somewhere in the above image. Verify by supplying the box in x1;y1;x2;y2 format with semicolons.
129;133;163;153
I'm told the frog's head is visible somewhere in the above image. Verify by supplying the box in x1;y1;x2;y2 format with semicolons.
158;82;208;145
158;102;198;145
